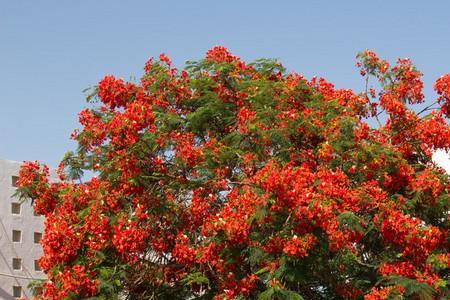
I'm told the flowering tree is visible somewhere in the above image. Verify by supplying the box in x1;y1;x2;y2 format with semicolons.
17;47;449;299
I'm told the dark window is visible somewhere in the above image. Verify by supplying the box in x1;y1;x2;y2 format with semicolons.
13;286;21;298
12;258;21;270
12;230;21;243
11;203;21;215
34;260;41;271
34;232;42;243
35;286;43;295
11;176;19;187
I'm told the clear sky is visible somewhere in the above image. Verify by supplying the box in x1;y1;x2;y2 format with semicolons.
1;0;450;168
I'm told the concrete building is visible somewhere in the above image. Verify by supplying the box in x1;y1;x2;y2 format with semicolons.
0;160;45;299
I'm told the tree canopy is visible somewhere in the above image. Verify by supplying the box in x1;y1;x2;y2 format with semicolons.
18;47;449;299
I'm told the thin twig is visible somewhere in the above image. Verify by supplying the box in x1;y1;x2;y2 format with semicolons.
417;100;438;116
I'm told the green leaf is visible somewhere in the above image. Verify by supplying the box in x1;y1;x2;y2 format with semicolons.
337;211;364;233
277;289;304;300
385;276;436;300
181;272;210;285
247;247;265;267
258;288;274;300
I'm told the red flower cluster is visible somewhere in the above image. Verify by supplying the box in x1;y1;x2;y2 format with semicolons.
282;234;316;258
434;74;450;116
39;265;98;300
364;285;405;300
380;209;443;261
97;75;137;108
206;46;239;64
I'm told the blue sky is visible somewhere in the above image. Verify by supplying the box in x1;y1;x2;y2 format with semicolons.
1;1;450;167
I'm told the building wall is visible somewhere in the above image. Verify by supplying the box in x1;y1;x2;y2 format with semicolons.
0;160;45;299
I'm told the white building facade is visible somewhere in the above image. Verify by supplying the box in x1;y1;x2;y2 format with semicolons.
0;160;45;299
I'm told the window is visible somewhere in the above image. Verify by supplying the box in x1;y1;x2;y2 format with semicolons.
13;286;22;298
11;176;19;187
11;203;21;215
35;286;43;296
34;232;42;244
12;258;21;270
12;230;21;243
34;260;41;271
